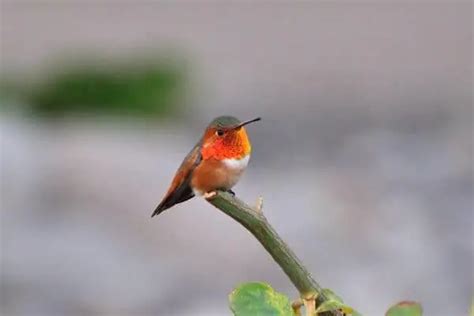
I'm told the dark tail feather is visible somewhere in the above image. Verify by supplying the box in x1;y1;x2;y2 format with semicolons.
151;188;195;218
151;203;168;217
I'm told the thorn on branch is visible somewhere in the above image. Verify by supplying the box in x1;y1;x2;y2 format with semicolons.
255;196;264;213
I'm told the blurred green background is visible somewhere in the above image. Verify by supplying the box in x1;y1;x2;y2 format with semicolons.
2;56;187;118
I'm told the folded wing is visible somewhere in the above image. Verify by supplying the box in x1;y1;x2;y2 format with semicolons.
151;141;202;217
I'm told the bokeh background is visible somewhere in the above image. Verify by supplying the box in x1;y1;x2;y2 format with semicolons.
1;1;472;316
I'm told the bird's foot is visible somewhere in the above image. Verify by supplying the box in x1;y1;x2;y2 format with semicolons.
203;191;217;200
225;189;236;196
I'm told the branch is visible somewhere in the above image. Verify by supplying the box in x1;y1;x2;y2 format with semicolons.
206;190;338;315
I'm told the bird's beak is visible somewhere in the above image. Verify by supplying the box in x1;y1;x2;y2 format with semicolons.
233;117;261;130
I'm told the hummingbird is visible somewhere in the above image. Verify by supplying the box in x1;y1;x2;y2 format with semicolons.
151;115;261;217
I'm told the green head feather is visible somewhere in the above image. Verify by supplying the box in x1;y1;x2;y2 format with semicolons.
209;116;241;128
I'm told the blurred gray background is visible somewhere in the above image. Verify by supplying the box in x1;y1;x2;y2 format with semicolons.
1;1;472;316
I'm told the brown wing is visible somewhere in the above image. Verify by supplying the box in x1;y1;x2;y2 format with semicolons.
151;141;202;217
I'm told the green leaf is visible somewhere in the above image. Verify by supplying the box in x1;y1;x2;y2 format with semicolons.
351;310;364;316
316;288;362;316
315;300;347;313
320;288;344;303
386;301;422;316
229;282;294;316
315;300;357;315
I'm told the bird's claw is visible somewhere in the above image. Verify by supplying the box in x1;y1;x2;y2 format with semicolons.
204;191;217;200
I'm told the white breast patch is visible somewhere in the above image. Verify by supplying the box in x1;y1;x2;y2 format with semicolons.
222;155;250;171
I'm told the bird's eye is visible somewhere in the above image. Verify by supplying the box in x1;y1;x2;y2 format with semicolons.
216;130;225;136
